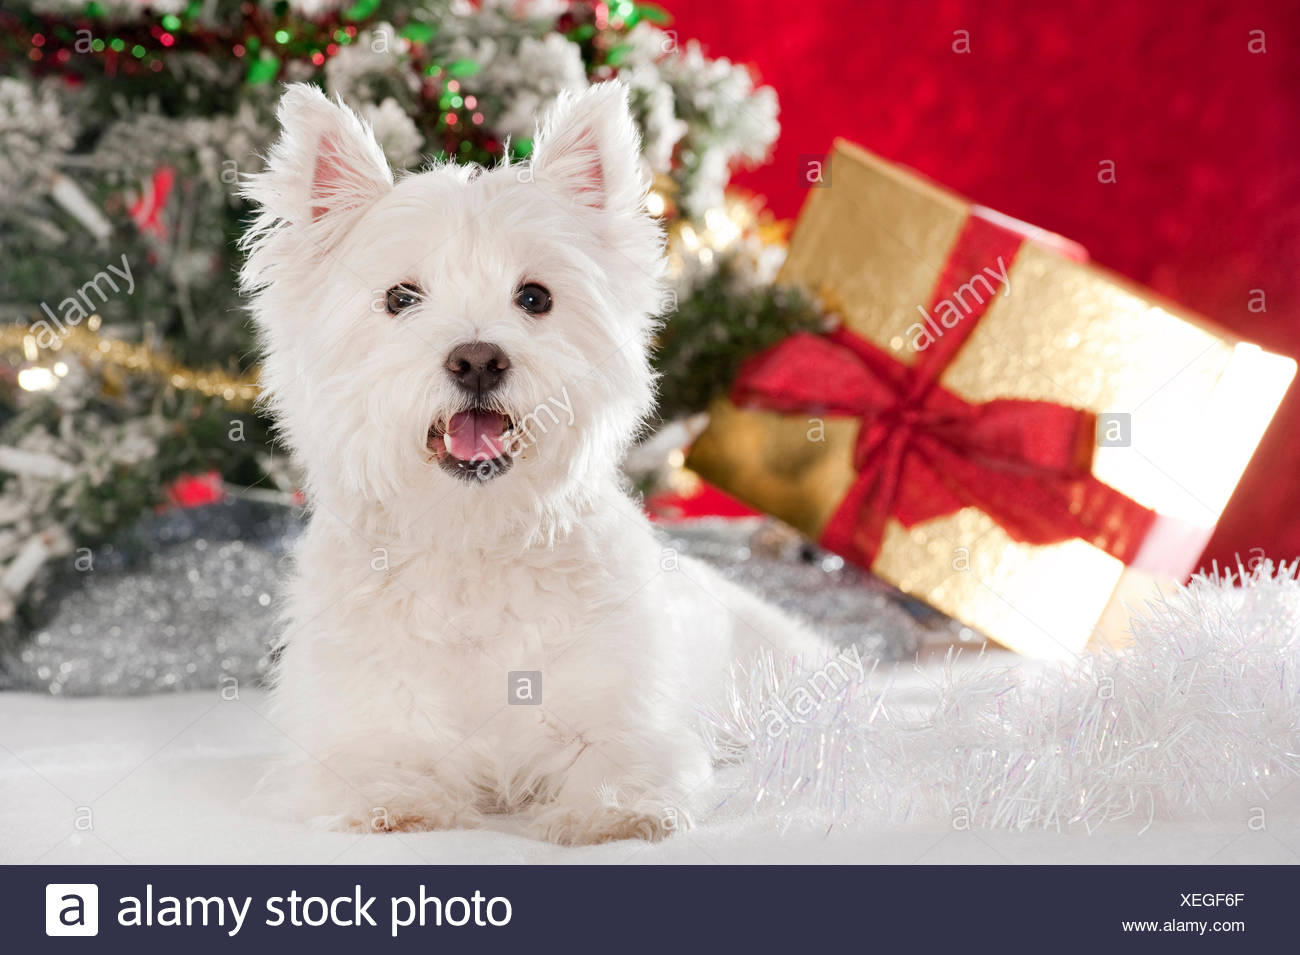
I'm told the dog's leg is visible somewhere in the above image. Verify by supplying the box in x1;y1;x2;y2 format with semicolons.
272;739;486;835
523;732;709;846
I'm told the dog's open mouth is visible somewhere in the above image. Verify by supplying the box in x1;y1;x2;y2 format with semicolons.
428;408;517;482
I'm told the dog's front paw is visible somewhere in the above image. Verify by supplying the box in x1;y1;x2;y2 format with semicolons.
532;803;688;846
278;752;483;835
326;804;470;834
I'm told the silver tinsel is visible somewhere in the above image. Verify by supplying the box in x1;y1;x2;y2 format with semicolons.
704;561;1300;832
0;507;935;696
660;519;943;660
1;501;298;696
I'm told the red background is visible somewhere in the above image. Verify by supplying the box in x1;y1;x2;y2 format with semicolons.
668;0;1300;570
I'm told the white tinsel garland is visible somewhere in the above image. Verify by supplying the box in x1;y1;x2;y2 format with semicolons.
704;562;1300;832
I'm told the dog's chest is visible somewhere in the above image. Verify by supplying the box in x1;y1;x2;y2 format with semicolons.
335;525;655;741
376;557;614;744
384;545;608;670
416;555;592;651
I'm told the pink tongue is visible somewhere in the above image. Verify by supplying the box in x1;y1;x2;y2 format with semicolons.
445;410;508;461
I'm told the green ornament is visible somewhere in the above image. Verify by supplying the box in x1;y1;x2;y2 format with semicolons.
605;43;632;67
400;23;437;45
445;59;480;78
631;4;673;25
342;0;382;22
245;53;280;86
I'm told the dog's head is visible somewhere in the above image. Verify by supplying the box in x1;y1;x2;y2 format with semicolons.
241;82;663;533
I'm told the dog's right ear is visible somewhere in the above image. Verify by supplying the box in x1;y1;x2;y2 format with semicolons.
242;84;392;254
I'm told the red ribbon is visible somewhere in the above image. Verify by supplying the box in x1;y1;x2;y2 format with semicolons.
730;212;1157;569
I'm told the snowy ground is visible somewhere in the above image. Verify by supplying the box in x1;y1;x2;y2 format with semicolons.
3;674;1296;865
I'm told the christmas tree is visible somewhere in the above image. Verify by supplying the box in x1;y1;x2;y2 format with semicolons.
0;0;822;628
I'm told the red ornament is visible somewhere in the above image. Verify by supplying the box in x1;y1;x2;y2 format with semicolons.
166;472;225;509
128;165;176;240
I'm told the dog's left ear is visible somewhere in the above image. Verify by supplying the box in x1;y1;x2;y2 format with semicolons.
529;82;645;218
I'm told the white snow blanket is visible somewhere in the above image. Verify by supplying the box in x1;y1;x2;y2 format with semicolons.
3;664;1296;865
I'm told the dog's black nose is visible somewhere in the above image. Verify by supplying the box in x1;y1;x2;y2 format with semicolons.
445;341;510;394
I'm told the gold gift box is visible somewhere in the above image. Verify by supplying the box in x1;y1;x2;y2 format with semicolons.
687;141;1296;658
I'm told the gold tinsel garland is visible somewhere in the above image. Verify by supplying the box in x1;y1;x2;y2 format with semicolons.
0;318;260;409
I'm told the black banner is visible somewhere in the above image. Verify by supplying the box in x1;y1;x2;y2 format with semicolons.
4;865;1286;952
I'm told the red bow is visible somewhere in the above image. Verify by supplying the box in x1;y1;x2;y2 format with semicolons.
730;214;1156;568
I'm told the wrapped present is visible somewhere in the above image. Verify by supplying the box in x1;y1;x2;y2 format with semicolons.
686;141;1296;658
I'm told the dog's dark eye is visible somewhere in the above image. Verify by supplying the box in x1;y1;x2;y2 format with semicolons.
514;282;552;316
385;283;422;315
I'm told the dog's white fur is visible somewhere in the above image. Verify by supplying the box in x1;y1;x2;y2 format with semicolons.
241;82;828;844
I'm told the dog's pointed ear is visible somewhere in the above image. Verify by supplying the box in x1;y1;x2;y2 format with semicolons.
529;82;645;217
245;83;393;245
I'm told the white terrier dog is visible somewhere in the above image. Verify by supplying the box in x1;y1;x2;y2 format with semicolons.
241;81;828;845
